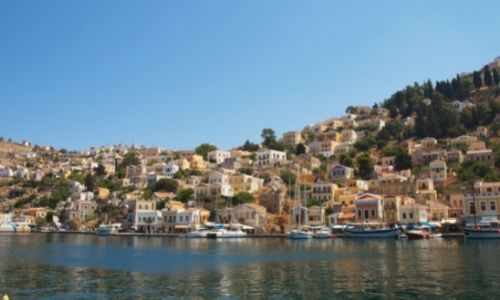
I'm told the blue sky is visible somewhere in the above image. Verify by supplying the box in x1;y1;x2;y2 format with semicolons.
1;1;499;151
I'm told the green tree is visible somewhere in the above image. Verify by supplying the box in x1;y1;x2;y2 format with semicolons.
280;169;297;185
261;128;285;151
483;66;493;87
176;188;194;203
239;140;260;152
84;174;96;191
238;167;254;176
473;71;482;90
493;69;500;86
295;143;306;155
339;152;354;168
232;192;254;205
195;143;217;160
94;164;106;176
116;152;140;178
261;128;277;144
355;153;374;180
152;178;178;193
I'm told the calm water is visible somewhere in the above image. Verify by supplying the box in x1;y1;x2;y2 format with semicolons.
0;234;499;299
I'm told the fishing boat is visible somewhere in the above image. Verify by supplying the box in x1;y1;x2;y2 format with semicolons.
440;218;464;238
344;222;400;239
464;217;500;239
406;224;442;239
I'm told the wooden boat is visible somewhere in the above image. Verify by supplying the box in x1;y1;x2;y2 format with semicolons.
344;223;400;239
464;217;500;239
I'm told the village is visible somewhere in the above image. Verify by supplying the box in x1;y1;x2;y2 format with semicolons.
1;93;499;237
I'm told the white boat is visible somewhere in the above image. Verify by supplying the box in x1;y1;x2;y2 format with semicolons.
95;224;113;236
221;228;247;238
465;217;500;239
313;227;332;239
207;225;247;239
344;223;400;239
289;229;313;239
406;223;442;240
0;223;16;233
185;229;209;238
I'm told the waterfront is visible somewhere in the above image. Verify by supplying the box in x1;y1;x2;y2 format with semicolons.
0;234;499;299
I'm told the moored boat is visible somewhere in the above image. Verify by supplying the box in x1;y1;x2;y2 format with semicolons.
312;227;332;239
96;224;113;236
406;223;442;240
206;224;247;239
289;229;313;239
464;217;500;239
344;223;400;239
185;229;209;238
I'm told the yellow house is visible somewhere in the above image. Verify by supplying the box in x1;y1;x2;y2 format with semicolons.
176;158;191;170
96;187;110;199
190;155;207;170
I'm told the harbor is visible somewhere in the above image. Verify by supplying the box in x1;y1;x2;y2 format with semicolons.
0;232;499;299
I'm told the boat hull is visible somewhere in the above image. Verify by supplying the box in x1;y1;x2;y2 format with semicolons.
313;231;332;239
344;228;399;239
407;230;442;240
465;229;500;239
289;230;313;239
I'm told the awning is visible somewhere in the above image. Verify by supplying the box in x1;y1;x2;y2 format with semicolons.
174;225;191;229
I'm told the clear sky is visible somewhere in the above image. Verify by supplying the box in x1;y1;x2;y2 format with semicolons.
1;1;499;151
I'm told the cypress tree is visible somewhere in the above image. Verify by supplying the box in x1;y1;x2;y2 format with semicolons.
493;69;500;85
473;71;482;90
484;66;493;87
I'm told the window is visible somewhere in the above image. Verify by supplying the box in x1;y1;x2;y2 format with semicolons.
409;212;414;219
469;202;476;214
371;210;375;218
480;202;486;211
402;213;407;219
490;201;496;211
357;210;361;218
364;210;368;219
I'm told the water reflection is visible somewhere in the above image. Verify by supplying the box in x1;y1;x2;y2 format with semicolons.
0;234;499;299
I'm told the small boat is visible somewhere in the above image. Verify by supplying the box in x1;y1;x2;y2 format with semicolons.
0;223;16;233
185;229;209;238
464;217;500;239
206;224;247;239
96;224;113;236
440;219;464;238
313;227;332;239
406;223;442;240
289;229;313;239
344;223;400;239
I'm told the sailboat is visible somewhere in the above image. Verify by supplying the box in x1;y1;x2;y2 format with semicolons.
289;167;313;239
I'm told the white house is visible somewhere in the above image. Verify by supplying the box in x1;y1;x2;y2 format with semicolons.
164;161;180;178
330;164;354;182
399;204;428;224
15;166;30;179
0;165;13;178
207;150;231;164
255;150;287;168
354;193;384;222
208;171;230;185
429;160;447;182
